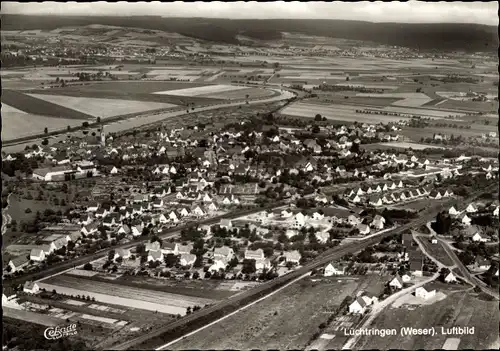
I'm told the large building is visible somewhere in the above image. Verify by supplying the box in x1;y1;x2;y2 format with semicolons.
32;165;75;181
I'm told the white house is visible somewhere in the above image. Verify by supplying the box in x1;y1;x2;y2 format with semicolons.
493;206;499;217
389;275;404;289
255;258;272;270
402;274;411;283
357;224;370;235
349;297;368;314
459;213;472;226
162;242;179;256
444;272;457;283
465;204;478;213
180;253;197;266
110;166;119;174
370;215;385;230
448;206;460;216
147;250;164;262
23;281;40;294
209;259;227;273
114;248;131;260
284;250;301;264
324;263;345;276
30;248;46;262
245;249;265;261
315;231;330;244
472;232;489;243
415;287;436;300
214;246;234;261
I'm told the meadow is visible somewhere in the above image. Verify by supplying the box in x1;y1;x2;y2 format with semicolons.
26;93;177;118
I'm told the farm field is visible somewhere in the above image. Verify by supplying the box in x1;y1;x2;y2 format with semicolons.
171;275;386;350
280;102;411;124
199;87;277;100
153;84;248;97
356;92;432;107
353;289;499;350
400;126;499;142
40;273;216;315
2;112;86;141
108;274;242;300
26;93;177;118
2;89;94;120
416;235;455;267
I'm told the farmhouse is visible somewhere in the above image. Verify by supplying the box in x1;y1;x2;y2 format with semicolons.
214;246;234;261
370;215;385;230
162;242;179;255
245;248;265;261
415;287;436;300
23;281;40;294
357;223;370;235
147;250;164;262
178;244;194;255
324;263;346;276
115;248;131;260
444;272;457;283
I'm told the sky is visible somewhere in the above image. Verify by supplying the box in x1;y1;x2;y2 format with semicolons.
2;1;498;26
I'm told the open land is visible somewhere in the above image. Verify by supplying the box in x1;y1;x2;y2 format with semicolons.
40;273;216;315
354;289;499;350
171;275;387;350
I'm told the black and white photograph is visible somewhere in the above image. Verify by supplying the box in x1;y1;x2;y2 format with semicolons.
1;1;499;350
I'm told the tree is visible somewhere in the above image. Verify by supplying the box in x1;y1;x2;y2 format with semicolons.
67;125;71;132
44;127;48;134
41;138;49;146
82;122;89;128
314;114;322;121
312;125;320;133
108;250;116;261
83;263;93;271
97;117;101;123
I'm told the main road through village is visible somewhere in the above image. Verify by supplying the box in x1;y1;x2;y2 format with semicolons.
111;185;497;351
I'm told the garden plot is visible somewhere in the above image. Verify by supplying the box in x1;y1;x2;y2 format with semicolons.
26;94;177;118
380;106;465;118
356;92;432;107
153;84;248;97
39;274;216;315
67;269;100;277
64;299;87;306
199;87;275;100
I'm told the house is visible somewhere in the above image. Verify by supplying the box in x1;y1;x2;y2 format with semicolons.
369;196;383;207
389;275;404;289
402;274;411;283
81;222;99;236
428;190;442;200
474;257;491;271
458;213;471;226
284;250;301;264
493;206;499;217
209;259;228;273
214;246;234;261
145;241;161;252
465;203;478;213
370;215;385;230
349;297;368;314
8;256;30;272
168;211;179;223
348;215;361;226
147;250;164;262
415;287;436;300
30;248;46;262
255;258;272;270
110;166;119;174
131;223;144;237
162;242;179;255
117;224;131;235
23;281;40;294
178;244;194;255
448;206;460;216
315;231;330;244
324;263;345;276
180;253;197;266
245;248;265;261
357;224;370;235
444;272;457;283
115;248;131;260
219;219;233;230
472;232;489;243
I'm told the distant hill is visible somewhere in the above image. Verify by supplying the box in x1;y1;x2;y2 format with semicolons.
2;15;498;52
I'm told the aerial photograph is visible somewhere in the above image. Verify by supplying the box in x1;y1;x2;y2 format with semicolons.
1;1;499;350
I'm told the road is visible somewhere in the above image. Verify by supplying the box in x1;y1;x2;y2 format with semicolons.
341;272;440;350
4;201;289;287
438;237;499;300
111;194;473;351
2;87;296;153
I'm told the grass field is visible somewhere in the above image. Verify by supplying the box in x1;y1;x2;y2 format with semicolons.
416;236;455;266
26;93;177;118
356;92;433;107
2;89;94;120
40;274;216;315
199;87;277;100
354;290;499;350
171;275;386;350
280;102;410;124
154;84;248;97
